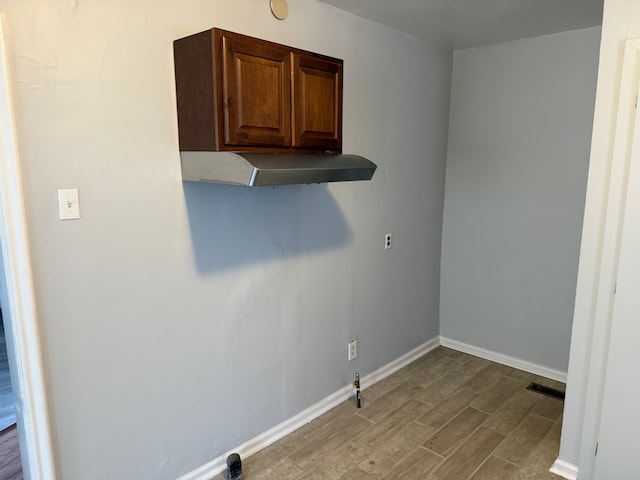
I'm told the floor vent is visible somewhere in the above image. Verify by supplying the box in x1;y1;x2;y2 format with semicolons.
526;382;565;401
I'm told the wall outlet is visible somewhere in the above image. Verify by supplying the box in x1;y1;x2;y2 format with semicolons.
385;232;392;250
348;340;358;361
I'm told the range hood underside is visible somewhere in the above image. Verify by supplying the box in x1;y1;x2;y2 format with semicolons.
180;152;377;186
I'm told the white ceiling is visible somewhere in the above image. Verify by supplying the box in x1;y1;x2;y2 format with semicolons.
319;0;604;49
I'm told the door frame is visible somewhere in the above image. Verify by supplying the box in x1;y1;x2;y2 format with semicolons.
569;38;640;480
0;14;56;480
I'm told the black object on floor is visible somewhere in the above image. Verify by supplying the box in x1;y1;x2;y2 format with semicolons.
526;382;566;401
226;453;242;480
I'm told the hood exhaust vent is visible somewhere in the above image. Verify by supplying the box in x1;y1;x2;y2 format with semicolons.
180;152;377;186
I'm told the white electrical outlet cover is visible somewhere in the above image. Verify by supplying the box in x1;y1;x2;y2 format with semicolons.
348;340;358;361
58;189;80;220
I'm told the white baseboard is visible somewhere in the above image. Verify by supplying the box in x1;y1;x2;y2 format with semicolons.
550;458;578;480
439;337;567;383
361;336;440;386
176;336;440;480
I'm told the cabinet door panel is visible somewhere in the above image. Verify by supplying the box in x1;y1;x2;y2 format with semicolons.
292;54;343;150
221;34;292;147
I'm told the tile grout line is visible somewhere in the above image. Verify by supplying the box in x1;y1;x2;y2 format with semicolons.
493;452;524;468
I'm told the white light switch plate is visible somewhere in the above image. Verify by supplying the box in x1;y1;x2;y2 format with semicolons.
58;189;80;220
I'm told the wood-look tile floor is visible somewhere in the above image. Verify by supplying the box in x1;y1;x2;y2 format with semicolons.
0;310;17;431
212;347;565;480
0;424;23;480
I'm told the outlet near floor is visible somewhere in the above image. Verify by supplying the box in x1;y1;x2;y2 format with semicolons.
348;340;358;361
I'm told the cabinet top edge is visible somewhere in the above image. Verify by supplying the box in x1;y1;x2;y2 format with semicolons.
174;27;343;65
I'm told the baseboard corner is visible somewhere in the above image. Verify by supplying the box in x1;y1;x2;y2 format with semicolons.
439;336;567;383
550;458;578;480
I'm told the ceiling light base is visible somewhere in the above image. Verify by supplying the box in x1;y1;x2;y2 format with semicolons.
270;0;288;20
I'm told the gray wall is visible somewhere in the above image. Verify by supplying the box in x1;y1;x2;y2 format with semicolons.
440;27;600;373
0;1;451;478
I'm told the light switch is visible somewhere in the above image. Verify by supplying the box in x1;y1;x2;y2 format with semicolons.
58;189;80;220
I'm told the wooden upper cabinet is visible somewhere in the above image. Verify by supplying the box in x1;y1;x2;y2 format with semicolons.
221;31;292;148
173;28;343;153
292;54;343;149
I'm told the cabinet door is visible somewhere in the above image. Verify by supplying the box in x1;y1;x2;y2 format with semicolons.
292;54;343;150
220;31;292;147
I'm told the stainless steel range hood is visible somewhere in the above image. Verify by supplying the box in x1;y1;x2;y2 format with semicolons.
180;152;377;186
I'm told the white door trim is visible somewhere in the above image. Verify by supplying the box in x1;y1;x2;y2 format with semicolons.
0;14;56;480
574;38;640;480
